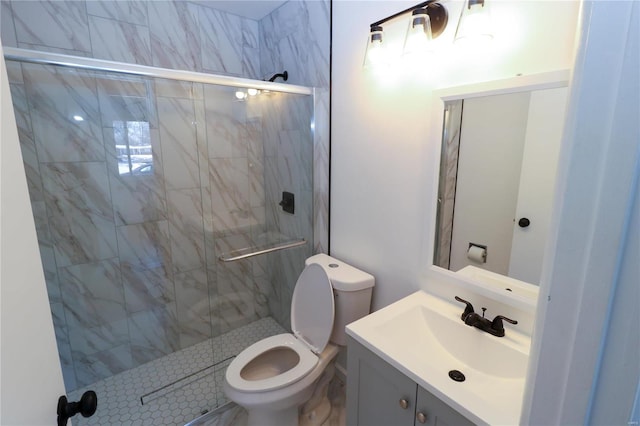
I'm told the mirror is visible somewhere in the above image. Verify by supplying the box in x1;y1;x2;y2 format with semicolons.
433;86;569;285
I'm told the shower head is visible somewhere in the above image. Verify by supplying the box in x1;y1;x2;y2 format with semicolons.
267;71;288;82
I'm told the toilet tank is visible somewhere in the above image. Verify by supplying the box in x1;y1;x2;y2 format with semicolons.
306;254;375;345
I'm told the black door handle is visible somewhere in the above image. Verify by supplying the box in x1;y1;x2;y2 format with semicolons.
57;391;97;426
518;217;531;228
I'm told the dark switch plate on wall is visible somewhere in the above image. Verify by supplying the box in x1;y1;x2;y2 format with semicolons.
279;191;295;214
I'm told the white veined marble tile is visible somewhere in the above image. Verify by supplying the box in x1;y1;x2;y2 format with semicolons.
96;74;155;125
1;0;17;47
40;162;118;267
242;45;261;80
116;220;172;270
314;90;330;254
155;78;198;99
148;1;201;71
88;15;151;65
72;342;134;388
174;268;212;349
86;0;148;27
39;243;61;303
10;84;45;203
278;129;313;191
109;172;168;226
121;261;174;314
67;318;130;357
240;18;260;78
23;64;105;163
198;5;243;75
166;188;206;272
12;0;91;52
128;303;180;365
157;96;200;190
59;258;126;329
5;61;24;84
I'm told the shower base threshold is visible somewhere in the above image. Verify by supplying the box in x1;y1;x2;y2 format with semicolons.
68;317;285;426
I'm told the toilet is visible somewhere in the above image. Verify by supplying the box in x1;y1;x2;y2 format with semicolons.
223;254;374;426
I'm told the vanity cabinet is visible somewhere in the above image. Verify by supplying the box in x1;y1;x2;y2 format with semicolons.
346;337;475;426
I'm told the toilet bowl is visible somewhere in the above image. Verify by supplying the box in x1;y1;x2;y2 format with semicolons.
224;254;374;426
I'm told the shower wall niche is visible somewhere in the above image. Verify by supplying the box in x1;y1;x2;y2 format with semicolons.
8;60;314;391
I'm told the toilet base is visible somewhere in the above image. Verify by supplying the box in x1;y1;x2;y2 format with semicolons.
247;407;298;426
299;362;336;426
226;343;340;426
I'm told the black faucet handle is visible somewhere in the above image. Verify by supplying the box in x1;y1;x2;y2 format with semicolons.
454;296;475;321
490;315;518;336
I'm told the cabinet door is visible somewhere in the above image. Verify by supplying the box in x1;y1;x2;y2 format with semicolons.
347;337;416;426
415;386;475;426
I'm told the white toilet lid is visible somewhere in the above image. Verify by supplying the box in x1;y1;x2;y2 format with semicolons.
291;263;334;354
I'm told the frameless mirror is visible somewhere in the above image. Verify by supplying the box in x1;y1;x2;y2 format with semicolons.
433;86;568;285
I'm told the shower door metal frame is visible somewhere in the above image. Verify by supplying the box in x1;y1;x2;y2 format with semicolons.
3;47;313;96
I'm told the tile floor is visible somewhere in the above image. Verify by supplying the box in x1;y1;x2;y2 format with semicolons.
189;375;346;426
69;317;286;425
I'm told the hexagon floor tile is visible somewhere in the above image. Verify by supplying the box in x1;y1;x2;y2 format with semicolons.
68;317;285;425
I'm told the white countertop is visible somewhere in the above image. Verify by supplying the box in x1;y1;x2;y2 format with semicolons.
346;291;531;425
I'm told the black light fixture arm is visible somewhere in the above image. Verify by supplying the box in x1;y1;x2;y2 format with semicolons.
369;0;448;40
370;0;435;28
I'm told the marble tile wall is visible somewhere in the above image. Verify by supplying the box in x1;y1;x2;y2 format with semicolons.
2;0;329;390
8;61;315;390
259;0;330;328
0;0;260;78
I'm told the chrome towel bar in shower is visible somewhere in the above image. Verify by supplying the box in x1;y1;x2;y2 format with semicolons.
218;238;307;262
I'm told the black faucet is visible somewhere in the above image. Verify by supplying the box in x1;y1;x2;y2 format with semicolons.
454;296;518;337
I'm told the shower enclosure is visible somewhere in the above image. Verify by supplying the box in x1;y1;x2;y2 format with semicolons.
6;48;316;424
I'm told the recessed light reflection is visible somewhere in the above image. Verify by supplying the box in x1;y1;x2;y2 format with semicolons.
247;88;259;96
72;115;84;122
235;90;247;100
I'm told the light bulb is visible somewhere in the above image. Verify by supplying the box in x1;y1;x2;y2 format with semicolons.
454;0;493;48
235;90;247;100
247;88;259;96
363;26;389;69
403;9;433;57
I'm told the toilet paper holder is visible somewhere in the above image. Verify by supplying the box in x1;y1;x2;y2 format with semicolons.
467;243;487;263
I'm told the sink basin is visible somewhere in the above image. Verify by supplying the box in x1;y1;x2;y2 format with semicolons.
346;291;531;425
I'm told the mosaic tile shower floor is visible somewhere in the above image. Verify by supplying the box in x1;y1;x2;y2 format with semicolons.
69;317;286;425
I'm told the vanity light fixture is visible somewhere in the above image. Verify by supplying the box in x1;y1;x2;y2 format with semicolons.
454;0;493;47
364;0;448;68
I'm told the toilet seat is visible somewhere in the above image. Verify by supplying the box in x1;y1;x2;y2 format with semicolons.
225;263;336;395
225;334;318;393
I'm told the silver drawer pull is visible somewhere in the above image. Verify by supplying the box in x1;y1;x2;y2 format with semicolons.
399;399;409;410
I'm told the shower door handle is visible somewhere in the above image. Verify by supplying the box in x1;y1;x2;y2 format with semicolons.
57;390;97;426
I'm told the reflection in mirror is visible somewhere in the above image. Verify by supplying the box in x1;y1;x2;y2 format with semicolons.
434;87;568;285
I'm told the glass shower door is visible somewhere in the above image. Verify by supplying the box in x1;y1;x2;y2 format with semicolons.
9;56;315;424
